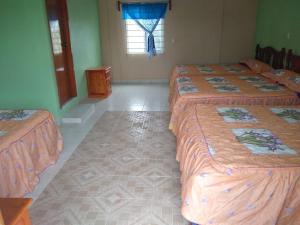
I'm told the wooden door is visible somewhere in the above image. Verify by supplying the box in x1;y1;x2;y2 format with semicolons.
46;0;77;107
0;209;4;225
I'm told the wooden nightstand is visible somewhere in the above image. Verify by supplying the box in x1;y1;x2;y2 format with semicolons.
86;67;112;99
0;198;32;225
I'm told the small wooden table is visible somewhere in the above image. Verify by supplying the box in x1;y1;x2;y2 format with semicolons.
0;198;32;225
86;67;112;99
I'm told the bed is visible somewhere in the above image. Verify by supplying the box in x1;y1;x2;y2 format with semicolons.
169;50;300;133
0;109;63;197
170;45;286;91
169;74;300;133
175;104;300;225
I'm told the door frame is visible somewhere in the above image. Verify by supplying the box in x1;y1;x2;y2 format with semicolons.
46;0;77;107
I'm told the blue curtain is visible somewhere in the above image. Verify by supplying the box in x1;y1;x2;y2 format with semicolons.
122;3;168;57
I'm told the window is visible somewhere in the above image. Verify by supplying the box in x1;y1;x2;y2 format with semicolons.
125;19;164;55
49;20;62;55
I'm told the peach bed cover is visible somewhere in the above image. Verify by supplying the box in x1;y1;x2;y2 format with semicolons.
169;74;300;133
170;64;257;91
0;110;63;197
175;104;300;225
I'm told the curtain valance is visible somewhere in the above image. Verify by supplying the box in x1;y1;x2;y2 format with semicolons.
122;3;168;20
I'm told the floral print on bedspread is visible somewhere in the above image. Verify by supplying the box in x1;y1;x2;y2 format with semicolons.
253;83;286;92
178;84;199;95
0;131;7;137
197;65;215;73
176;76;199;95
272;69;286;77
213;84;240;93
271;108;300;123
222;64;245;73
208;144;216;156
232;128;297;155
218;107;257;123
239;76;267;84
205;77;228;84
176;76;192;85
289;75;300;84
0;110;37;121
176;65;188;75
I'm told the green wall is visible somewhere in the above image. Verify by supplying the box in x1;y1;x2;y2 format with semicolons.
0;0;102;119
62;0;102;115
0;0;61;118
256;0;300;53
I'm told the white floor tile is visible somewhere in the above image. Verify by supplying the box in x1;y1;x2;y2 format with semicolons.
30;83;170;201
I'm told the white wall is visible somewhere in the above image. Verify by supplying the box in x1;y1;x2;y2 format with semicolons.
99;0;257;81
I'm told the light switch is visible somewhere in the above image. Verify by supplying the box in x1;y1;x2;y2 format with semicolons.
287;33;291;39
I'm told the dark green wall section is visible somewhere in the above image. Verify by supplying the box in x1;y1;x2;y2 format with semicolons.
256;0;300;53
0;0;61;118
0;0;101;119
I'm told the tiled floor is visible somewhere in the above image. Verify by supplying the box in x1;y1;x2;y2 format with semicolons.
30;84;189;225
31;84;169;200
107;83;169;111
30;112;188;225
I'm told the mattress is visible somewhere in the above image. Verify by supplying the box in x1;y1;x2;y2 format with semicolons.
0;110;63;197
169;74;300;133
175;104;300;225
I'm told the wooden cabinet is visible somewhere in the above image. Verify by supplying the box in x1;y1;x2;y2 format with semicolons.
0;198;32;225
86;67;112;99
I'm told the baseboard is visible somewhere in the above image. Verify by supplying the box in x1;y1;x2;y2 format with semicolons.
112;79;169;84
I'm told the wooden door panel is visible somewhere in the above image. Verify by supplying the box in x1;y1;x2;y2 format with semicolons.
46;0;77;107
56;70;71;104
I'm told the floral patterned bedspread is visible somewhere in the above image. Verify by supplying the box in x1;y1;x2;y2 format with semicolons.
169;74;300;132
170;63;257;92
175;105;300;225
176;75;290;95
174;63;253;76
0;109;37;121
0;110;38;139
0;109;63;197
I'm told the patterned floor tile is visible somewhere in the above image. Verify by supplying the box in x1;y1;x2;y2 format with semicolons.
30;112;188;225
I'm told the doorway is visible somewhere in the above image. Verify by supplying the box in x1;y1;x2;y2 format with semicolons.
46;0;77;107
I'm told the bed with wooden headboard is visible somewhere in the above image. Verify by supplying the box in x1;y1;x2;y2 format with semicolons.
169;46;300;132
259;49;300;98
287;50;300;73
169;44;287;92
255;44;286;69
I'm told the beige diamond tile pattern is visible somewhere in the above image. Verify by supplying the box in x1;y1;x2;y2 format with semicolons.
30;112;188;225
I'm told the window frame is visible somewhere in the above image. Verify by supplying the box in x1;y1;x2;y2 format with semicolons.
124;19;165;55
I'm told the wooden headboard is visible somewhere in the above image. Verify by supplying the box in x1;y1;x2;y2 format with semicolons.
286;50;300;73
255;44;286;69
255;44;286;68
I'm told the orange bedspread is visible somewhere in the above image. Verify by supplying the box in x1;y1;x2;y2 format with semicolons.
175;105;300;225
170;64;257;91
0;110;63;197
170;75;300;133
